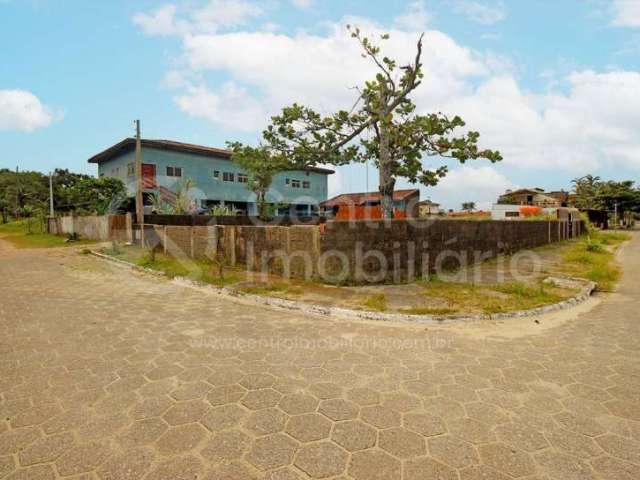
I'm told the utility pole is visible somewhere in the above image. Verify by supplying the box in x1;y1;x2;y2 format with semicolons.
15;166;19;219
49;172;54;217
134;120;144;226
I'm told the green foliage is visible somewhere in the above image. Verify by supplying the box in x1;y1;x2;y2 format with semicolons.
0;168;126;218
560;230;630;291
461;202;476;212
585;241;604;253
64;176;127;215
171;178;197;214
572;175;640;216
104;240;123;256
362;293;388;312
0;221;93;249
149;192;172;214
260;27;501;218
226;142;292;219
0;168;49;217
208;204;238;216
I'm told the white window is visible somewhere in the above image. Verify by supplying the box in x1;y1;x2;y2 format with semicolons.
213;170;220;179
127;163;134;176
166;166;182;177
302;181;310;189
223;172;235;182
291;179;301;188
238;173;248;183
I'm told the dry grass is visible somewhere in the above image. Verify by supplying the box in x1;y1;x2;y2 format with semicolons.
102;245;241;287
556;230;630;291
361;294;388;312
416;277;567;315
96;229;631;315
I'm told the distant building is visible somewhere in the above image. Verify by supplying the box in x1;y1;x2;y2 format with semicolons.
320;189;420;217
88;138;334;215
417;199;441;217
497;188;562;208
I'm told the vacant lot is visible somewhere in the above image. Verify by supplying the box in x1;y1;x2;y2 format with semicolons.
100;229;628;316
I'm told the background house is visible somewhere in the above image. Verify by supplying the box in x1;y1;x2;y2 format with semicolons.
89;138;334;215
497;188;563;207
320;189;420;218
417;199;440;217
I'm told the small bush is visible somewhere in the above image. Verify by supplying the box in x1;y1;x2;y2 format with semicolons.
585;241;604;253
362;294;387;312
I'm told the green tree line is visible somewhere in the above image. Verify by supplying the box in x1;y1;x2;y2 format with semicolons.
0;168;126;223
572;175;640;214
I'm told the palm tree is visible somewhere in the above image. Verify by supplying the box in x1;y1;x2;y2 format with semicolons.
171;178;196;214
571;175;601;209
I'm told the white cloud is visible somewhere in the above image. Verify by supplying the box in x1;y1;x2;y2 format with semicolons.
132;1;262;36
430;165;516;210
132;4;182;36
611;0;640;27
289;0;313;10
444;71;640;171
180;23;486;122
174;82;266;131
133;2;640;182
0;89;54;132
393;1;430;31
452;1;506;25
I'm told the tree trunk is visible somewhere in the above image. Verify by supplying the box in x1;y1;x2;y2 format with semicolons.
257;190;268;220
378;98;395;220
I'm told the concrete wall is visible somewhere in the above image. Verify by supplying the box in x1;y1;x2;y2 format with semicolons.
137;218;584;284
319;219;583;283
48;215;130;242
141;224;321;280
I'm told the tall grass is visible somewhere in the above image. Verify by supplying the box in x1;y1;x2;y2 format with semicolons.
560;230;630;291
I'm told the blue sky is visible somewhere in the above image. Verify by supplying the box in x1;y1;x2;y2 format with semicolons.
2;0;639;208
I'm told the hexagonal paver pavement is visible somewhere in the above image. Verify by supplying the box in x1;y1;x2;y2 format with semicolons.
331;420;377;452
245;408;289;436
2;232;640;479
478;442;536;477
201;429;250;462
294;442;348;478
348;449;401;480
285;413;332;442
246;433;298;470
378;427;426;458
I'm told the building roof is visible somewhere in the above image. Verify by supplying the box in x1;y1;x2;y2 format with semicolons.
87;138;335;174
320;189;419;207
417;199;440;206
500;188;546;197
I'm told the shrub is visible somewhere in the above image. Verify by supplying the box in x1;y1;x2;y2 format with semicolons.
362;294;387;312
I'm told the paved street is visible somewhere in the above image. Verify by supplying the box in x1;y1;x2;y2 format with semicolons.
1;234;639;480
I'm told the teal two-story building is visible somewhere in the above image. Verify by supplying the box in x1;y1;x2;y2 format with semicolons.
88;138;334;215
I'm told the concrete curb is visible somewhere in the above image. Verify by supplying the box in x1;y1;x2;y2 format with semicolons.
89;251;597;325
